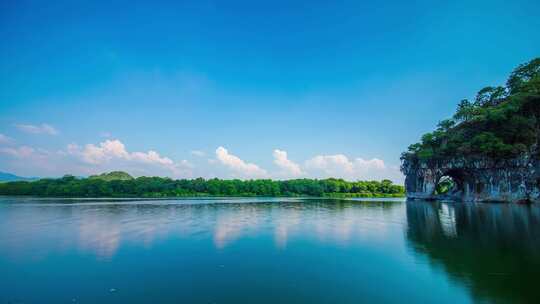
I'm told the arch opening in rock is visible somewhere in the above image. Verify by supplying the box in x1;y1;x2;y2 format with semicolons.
435;176;456;195
434;169;465;200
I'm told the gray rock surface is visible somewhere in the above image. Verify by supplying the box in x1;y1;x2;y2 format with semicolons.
401;155;540;203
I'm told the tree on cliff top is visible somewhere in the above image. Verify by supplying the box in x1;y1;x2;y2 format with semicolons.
402;57;540;162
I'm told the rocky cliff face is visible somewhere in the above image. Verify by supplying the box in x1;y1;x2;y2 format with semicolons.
401;155;540;203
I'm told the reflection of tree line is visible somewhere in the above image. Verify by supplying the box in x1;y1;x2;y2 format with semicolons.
406;201;540;304
3;199;403;259
209;199;402;248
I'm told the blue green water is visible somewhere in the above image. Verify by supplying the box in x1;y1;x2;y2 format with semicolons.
1;197;539;303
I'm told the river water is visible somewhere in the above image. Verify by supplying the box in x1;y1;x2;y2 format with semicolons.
1;197;539;303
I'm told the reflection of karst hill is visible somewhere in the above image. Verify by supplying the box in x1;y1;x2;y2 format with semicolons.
406;201;540;304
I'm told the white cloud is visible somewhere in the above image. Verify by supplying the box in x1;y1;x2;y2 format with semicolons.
0;134;13;145
0;138;403;183
131;151;174;166
355;158;385;170
304;154;393;181
15;123;58;135
0;146;36;158
273;149;303;178
75;139;129;164
215;146;268;178
190;150;206;157
67;139;191;177
305;154;355;174
0;145;56;175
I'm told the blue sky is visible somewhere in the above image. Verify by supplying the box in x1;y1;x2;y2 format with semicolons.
1;0;539;182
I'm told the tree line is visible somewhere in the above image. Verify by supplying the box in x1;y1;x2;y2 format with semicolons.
0;174;404;198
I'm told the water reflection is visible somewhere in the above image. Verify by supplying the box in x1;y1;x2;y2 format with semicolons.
4;198;540;303
273;206;301;248
213;204;262;249
0;199;403;260
406;200;540;304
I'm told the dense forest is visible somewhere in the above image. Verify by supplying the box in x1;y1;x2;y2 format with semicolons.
401;58;540;163
0;171;404;198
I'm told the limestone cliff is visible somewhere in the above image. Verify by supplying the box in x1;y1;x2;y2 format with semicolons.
401;58;539;203
401;155;540;203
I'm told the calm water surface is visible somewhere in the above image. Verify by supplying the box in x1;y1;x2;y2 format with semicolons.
1;197;539;303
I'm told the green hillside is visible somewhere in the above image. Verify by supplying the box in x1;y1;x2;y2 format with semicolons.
88;171;134;181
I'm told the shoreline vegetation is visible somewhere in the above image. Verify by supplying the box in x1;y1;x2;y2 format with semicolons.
401;57;539;163
0;171;404;198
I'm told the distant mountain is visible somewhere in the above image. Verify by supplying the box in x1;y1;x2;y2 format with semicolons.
0;171;39;182
88;171;134;181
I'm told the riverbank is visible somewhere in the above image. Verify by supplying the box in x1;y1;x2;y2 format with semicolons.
0;172;405;198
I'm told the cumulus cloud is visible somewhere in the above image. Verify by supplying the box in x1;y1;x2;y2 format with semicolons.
0;134;13;145
0;138;403;183
0;139;195;178
74;140;130;164
0;145;57;175
305;154;355;174
215;146;268;178
304;154;390;180
67;139;191;177
15;123;58;135
210;148;400;182
273;149;303;178
131;151;175;166
0;146;36;158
